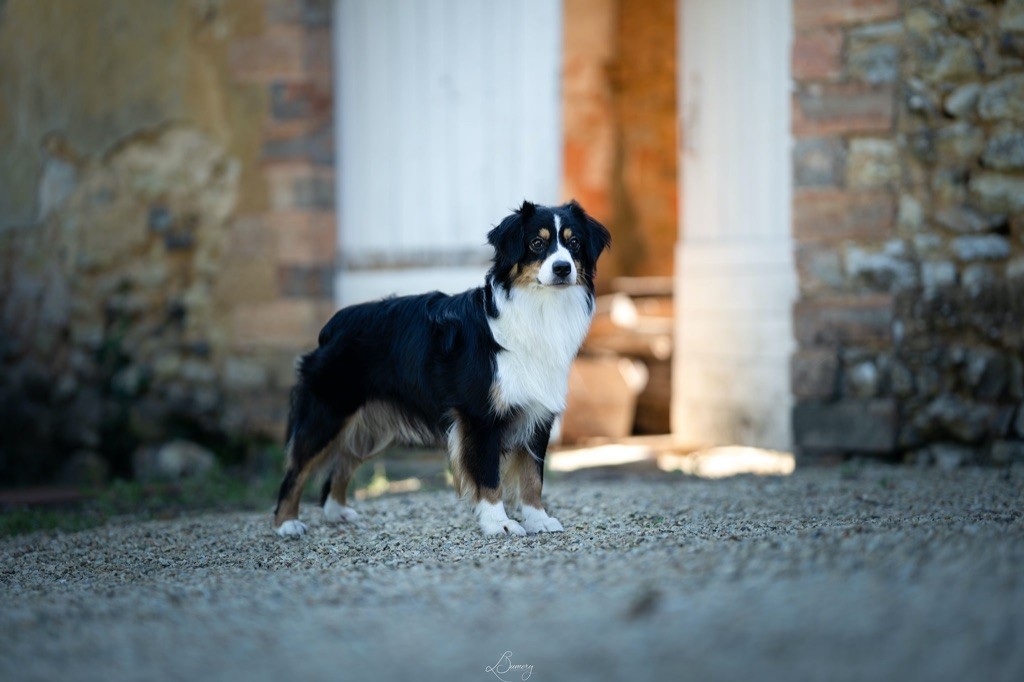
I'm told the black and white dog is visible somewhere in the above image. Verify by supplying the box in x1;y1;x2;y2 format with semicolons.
273;200;611;537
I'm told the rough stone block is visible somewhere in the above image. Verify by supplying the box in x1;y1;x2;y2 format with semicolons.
913;232;944;256
792;348;839;399
998;31;1024;60
898;194;924;230
912;395;1003;443
982;123;1024;170
969;172;1024;213
952;234;1011;261
794;84;895;136
844;240;916;290
905;7;943;37
930;443;974;470
793;29;844;82
794;137;846;187
911;35;982;83
1003;0;1024;32
961;263;997;298
934;206;1006;234
846;21;902;85
948;5;994;37
962;347;1008;399
931;168;970;208
794;189;895;243
847;138;900;189
891;361;914;397
796;245;844;293
943;83;981;118
794;294;894;346
845;360;881;398
903;78;942;118
793;399;897;453
979;73;1024;121
921;260;957;295
935;122;985;166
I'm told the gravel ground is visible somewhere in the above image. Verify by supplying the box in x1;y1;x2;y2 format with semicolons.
2;464;1023;682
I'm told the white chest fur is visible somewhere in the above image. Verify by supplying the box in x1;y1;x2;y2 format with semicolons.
488;283;593;416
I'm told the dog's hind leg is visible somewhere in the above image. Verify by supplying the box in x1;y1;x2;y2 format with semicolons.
273;386;348;536
273;452;319;537
320;448;361;524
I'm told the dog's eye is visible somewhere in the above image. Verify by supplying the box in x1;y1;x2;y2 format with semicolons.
567;236;581;253
529;237;546;252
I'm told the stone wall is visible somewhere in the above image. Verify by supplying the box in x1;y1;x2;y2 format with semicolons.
0;0;334;483
792;0;1024;466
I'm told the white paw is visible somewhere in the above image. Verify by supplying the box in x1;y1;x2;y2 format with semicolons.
522;506;564;534
480;517;527;536
524;515;564;533
323;498;360;523
275;519;308;537
476;499;526;536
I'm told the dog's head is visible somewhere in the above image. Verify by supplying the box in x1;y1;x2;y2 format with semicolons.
487;200;611;293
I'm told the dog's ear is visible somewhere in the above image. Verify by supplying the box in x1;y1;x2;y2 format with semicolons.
487;204;532;282
568;200;611;262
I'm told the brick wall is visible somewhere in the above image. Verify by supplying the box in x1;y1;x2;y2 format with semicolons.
792;0;1024;466
222;0;337;435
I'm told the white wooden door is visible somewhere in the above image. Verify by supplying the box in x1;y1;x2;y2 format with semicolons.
673;0;796;450
333;0;563;306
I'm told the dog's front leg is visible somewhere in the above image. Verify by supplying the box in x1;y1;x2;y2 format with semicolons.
517;420;563;534
453;416;526;536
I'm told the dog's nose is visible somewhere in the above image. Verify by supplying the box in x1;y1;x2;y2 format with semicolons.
552;261;572;278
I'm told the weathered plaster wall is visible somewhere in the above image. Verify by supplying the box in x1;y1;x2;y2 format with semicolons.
0;0;334;483
0;0;267;228
792;0;1024;466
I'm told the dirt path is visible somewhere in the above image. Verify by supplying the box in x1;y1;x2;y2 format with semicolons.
2;465;1023;682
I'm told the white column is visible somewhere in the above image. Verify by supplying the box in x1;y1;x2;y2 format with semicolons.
673;0;796;450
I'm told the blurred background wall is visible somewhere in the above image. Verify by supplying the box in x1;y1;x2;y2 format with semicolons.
1;0;1022;486
0;0;678;485
790;0;1024;466
0;0;334;482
